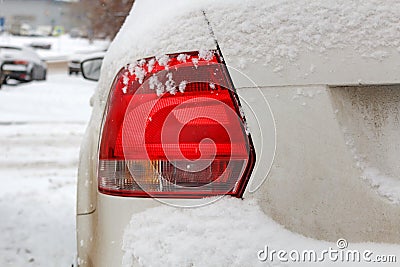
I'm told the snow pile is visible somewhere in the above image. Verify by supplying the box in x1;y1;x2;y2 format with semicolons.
122;197;400;267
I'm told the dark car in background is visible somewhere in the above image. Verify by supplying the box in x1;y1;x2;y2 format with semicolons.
0;45;47;84
0;53;4;89
0;64;3;89
68;50;107;75
68;57;81;75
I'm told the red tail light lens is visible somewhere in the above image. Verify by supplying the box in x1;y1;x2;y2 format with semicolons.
98;50;255;198
13;60;29;65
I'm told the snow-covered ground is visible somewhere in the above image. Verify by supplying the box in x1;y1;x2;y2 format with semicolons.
0;73;95;266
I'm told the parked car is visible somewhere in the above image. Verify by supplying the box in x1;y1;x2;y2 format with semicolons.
0;45;47;83
76;0;400;266
69;27;88;39
0;52;3;89
68;56;82;75
28;41;52;50
34;25;53;37
0;63;3;89
68;50;106;75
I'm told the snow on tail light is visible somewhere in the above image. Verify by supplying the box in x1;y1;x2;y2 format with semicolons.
98;50;256;198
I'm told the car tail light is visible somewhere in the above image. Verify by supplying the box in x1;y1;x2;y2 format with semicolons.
98;50;255;198
13;60;29;65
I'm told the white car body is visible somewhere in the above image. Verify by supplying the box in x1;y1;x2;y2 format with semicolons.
77;0;400;266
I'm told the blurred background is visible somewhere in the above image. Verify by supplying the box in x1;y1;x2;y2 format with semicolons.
0;1;135;266
0;0;134;40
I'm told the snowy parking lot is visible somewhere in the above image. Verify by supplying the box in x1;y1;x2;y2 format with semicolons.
0;73;95;266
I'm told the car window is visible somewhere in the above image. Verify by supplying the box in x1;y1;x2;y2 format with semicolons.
0;47;23;58
0;46;41;62
0;46;22;52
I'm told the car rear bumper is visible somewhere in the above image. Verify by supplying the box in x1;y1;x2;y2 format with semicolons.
77;195;160;267
79;195;153;266
2;69;30;81
76;193;218;266
69;62;81;72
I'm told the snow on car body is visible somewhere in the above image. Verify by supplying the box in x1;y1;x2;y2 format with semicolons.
76;0;400;266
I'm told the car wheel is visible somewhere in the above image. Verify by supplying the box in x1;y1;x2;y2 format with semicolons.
29;68;35;81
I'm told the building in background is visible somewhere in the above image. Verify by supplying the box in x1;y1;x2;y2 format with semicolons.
0;0;86;35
